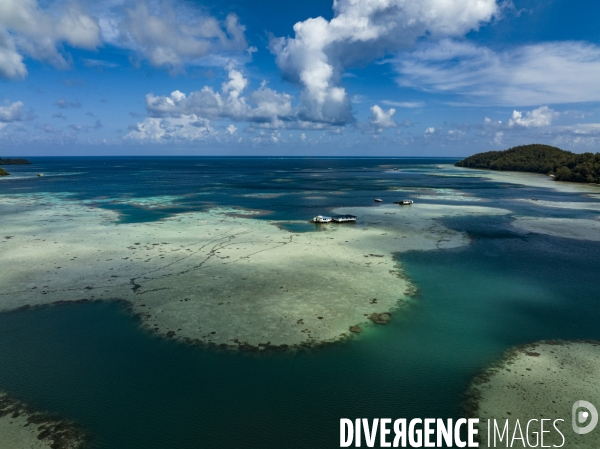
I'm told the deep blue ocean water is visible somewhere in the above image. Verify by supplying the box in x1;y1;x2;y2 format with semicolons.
1;158;600;448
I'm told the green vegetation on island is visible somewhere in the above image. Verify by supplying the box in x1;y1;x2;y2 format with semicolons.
0;167;9;176
455;144;600;183
0;157;31;165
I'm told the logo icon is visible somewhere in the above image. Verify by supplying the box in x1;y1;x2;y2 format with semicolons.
572;400;598;435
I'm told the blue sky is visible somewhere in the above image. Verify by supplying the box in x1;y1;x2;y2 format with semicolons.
1;0;599;156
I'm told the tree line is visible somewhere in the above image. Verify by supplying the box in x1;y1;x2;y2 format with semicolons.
0;158;31;165
455;144;600;183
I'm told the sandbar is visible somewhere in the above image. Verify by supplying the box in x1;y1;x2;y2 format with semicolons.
515;199;600;212
436;165;600;196
512;217;600;241
465;340;600;448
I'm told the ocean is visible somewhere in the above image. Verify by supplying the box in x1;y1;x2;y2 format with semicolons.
1;157;599;448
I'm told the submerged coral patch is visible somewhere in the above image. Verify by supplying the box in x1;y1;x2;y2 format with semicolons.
0;193;510;350
465;340;600;448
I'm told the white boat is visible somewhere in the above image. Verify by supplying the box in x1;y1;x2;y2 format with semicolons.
332;215;357;223
374;199;383;202
37;173;44;177
393;200;413;205
312;215;332;223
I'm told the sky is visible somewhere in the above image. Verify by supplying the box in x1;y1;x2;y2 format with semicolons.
1;0;600;156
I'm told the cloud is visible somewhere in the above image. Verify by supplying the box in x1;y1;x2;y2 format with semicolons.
226;124;237;135
0;0;101;78
539;123;600;149
557;123;600;135
362;104;396;133
125;115;216;142
270;0;498;125
0;100;23;122
399;118;415;128
351;94;366;104
146;69;294;128
0;31;27;79
508;106;558;128
475;108;600;149
381;100;425;108
82;58;118;69
483;116;501;127
55;99;81;109
99;1;249;73
393;40;600;106
63;78;84;87
493;131;503;145
0;0;250;79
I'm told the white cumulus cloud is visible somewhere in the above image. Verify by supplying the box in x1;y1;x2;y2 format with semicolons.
145;69;294;127
0;101;24;122
125;115;215;142
270;0;498;125
508;106;558;128
365;104;396;133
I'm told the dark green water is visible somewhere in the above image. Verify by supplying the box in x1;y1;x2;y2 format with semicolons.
1;158;600;448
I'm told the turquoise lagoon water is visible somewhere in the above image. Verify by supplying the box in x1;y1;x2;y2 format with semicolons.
1;158;600;448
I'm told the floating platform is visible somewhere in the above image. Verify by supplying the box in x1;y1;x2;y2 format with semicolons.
332;215;357;223
312;215;357;223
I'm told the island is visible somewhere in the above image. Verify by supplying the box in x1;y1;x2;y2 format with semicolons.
455;144;600;184
0;158;31;165
0;167;9;176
